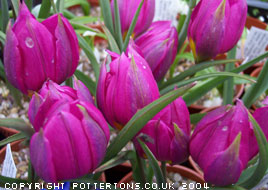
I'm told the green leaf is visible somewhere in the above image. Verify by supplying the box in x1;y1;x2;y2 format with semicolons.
113;0;123;51
103;83;195;162
1;0;10;32
64;0;90;15
138;139;165;187
102;25;120;54
237;164;257;185
74;70;96;96
99;0;114;36
223;47;236;105
0;133;27;147
0;118;34;138
77;33;100;80
160;72;255;95
70;16;99;24
182;52;268;106
56;0;65;13
24;0;33;11
0;30;5;46
11;0;19;18
177;0;196;51
177;14;186;36
238;113;268;189
38;0;51;19
190;113;206;125
95;151;133;173
159;59;238;90
122;0;144;51
242;60;268;108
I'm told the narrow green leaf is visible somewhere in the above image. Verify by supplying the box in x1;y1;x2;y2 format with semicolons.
122;0;144;51
77;34;100;80
11;0;19;17
0;118;34;138
0;30;5;45
159;59;238;90
0;176;28;187
103;83;195;162
70;16;99;24
24;0;33;11
177;14;186;36
64;0;90;15
1;0;10;32
160;72;255;95
177;0;196;51
237;164;257;185
138;139;165;187
190;113;206;125
183;52;268;106
99;0;114;36
63;9;76;19
113;0;123;51
223;47;236;105
242;60;268;108
95;151;133;173
56;0;64;13
102;25;120;54
38;0;51;19
239;113;268;189
0;62;5;80
74;70;96;96
0;133;27;147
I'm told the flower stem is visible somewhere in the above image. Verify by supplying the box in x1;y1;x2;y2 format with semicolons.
161;161;167;183
50;0;58;14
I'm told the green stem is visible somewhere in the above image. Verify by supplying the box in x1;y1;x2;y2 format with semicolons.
135;149;147;188
177;0;196;51
161;161;167;183
66;77;73;88
50;0;58;14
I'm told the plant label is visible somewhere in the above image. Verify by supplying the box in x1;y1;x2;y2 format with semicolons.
0;144;17;190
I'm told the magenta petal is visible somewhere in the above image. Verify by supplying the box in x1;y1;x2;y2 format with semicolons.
204;134;243;186
30;130;57;183
4;24;25;93
73;78;94;104
28;93;44;124
13;3;55;91
44;112;92;181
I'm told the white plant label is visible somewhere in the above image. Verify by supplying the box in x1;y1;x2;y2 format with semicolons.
239;26;268;61
0;144;17;190
153;0;188;26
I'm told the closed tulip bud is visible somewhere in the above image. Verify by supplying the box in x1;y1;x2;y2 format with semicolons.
190;100;252;186
30;100;109;182
187;0;247;62
111;0;155;38
28;80;94;131
135;21;178;81
97;42;159;130
4;2;79;94
135;97;191;164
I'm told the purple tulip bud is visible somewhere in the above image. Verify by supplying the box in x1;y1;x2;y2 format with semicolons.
188;0;247;62
190;100;252;186
134;97;191;164
28;80;93;131
30;100;109;182
4;2;79;94
135;21;178;81
110;0;155;38
97;42;159;130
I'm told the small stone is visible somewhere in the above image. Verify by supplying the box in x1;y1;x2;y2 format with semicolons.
174;173;182;182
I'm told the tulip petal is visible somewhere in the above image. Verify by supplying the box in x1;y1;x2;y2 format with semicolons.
4;23;26;93
204;133;243;186
73;78;94;104
28;93;44;124
30;130;57;182
44;112;92;181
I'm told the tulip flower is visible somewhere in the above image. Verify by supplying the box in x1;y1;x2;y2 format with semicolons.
135;21;178;81
97;42;159;130
28;80;94;131
134;97;191;164
29;81;109;183
187;0;247;62
4;2;79;94
110;0;155;38
190;100;252;186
